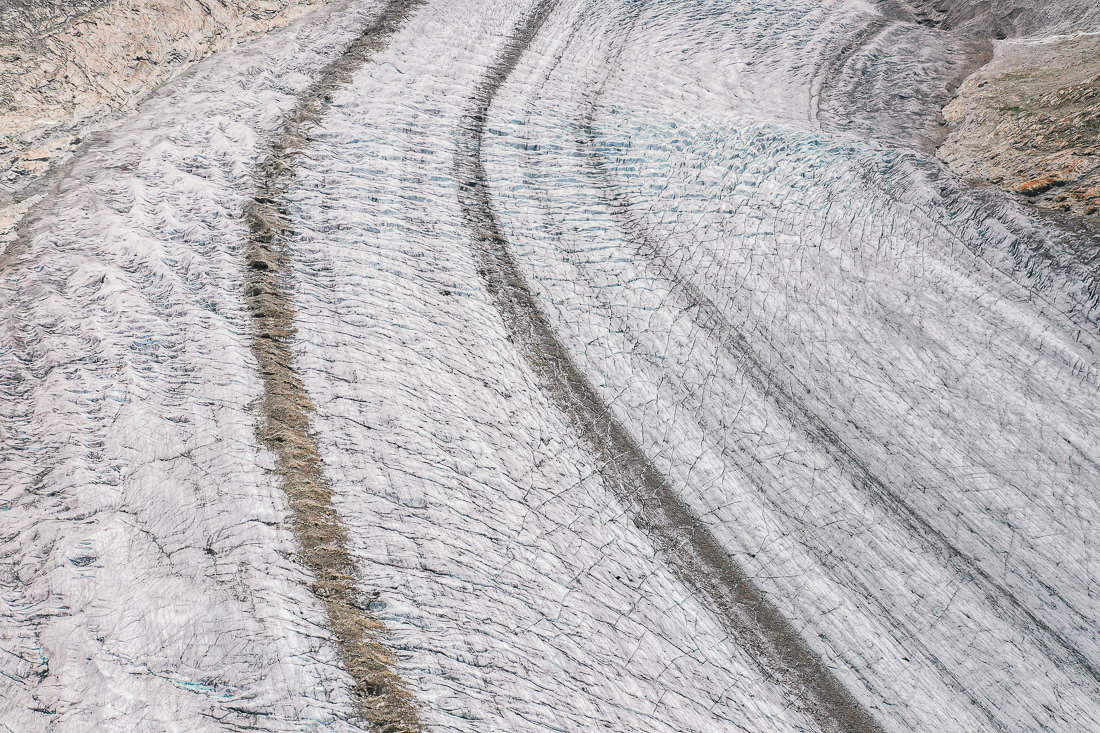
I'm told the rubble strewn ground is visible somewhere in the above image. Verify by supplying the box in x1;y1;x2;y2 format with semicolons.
937;31;1100;220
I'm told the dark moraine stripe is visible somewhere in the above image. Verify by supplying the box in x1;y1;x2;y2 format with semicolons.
454;2;885;732
243;1;425;729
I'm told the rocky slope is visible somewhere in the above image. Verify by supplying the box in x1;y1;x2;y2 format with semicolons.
0;0;333;250
938;31;1100;220
900;0;1100;220
895;0;1100;38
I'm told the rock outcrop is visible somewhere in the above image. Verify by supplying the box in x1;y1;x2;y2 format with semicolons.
937;31;1100;220
890;1;1100;221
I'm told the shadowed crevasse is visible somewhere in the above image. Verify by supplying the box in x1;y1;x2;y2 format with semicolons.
454;3;884;732
243;1;425;729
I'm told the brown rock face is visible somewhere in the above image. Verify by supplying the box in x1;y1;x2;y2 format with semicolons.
935;31;1100;220
1018;175;1067;197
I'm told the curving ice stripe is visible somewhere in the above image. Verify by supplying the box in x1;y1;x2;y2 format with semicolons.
0;2;390;730
4;0;1100;729
483;0;1100;730
276;0;844;730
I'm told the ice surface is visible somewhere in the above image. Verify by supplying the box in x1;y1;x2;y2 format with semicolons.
3;0;1099;730
485;0;1100;730
0;3;388;730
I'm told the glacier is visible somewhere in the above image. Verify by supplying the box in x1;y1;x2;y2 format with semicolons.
2;0;1099;731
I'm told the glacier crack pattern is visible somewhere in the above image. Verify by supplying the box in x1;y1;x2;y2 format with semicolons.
244;0;425;729
4;0;1100;730
454;3;882;732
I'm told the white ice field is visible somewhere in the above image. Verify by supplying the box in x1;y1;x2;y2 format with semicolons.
2;0;1099;731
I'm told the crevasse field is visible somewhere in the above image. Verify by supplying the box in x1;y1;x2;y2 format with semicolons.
2;0;1099;731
